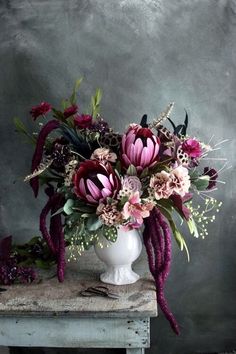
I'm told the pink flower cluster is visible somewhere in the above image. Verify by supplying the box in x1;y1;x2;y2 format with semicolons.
122;192;154;230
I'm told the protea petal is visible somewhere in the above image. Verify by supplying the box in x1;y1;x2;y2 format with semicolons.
134;138;143;165
78;178;87;197
97;174;111;189
125;131;136;151
109;174;114;187
140;147;151;166
146;137;155;155
101;188;112;198
122;154;131;167
86;179;101;199
86;194;97;204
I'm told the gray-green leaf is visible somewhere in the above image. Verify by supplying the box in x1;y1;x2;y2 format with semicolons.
63;199;74;215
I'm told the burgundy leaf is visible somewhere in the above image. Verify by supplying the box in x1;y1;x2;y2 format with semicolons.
170;194;192;220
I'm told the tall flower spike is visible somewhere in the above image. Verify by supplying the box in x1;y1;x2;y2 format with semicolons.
150;102;174;129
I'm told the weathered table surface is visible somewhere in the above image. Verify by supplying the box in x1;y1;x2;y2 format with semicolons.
0;250;157;353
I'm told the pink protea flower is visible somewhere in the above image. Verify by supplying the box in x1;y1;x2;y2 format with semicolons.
91;148;117;163
30;102;52;120
121;124;160;173
63;104;78;118
182;138;202;158
74;114;92;129
170;166;191;197
73;160;121;204
122;192;153;229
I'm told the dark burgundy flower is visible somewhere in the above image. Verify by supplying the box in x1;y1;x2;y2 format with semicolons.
203;167;218;189
90;117;109;133
30;102;52;120
50;137;71;172
73;160;121;204
63;105;78;118
182;138;202;158
74;114;93;129
121;124;160;173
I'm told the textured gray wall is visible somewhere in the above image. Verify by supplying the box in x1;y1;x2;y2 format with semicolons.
0;1;236;353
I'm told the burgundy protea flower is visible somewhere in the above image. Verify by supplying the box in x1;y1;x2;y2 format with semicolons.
182;138;202;158
30;102;52;120
203;167;218;189
63;105;78;118
73;160;121;204
121;124;160;173
74;114;92;129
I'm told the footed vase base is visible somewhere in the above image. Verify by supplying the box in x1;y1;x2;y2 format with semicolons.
99;265;140;285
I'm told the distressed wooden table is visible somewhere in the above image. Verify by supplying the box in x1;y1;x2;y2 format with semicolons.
0;250;157;354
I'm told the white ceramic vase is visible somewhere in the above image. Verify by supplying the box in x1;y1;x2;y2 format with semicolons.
94;227;142;285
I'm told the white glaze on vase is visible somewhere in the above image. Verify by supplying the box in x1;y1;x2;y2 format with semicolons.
94;228;142;285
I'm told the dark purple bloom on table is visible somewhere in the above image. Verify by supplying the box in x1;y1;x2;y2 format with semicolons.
17;267;36;284
182;138;202;158
63;105;78;118
203;167;218;189
30;102;52;120
74;114;93;129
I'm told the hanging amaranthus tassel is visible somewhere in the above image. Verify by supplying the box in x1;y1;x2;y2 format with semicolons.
39;186;66;282
30;120;60;197
143;207;180;335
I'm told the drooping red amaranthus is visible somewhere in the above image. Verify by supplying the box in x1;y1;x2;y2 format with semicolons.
39;186;66;282
57;226;65;282
30;120;60;197
144;207;180;335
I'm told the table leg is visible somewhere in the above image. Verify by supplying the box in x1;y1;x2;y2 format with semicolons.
126;348;145;354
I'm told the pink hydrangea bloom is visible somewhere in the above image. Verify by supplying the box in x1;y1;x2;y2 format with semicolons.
182;138;202;158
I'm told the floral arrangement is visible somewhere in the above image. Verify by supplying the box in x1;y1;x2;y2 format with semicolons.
14;80;226;335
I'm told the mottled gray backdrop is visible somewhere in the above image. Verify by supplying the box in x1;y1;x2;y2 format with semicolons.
0;1;236;354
